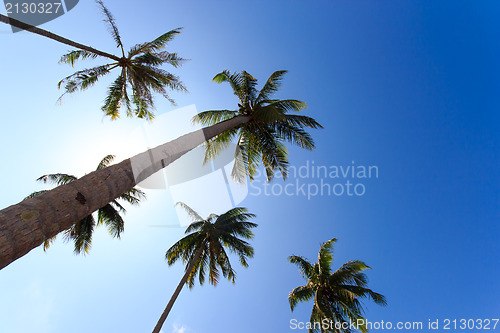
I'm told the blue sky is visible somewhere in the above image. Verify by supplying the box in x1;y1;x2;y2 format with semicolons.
0;1;499;332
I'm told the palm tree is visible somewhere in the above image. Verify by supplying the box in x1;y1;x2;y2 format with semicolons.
1;1;186;120
152;203;257;333
25;155;145;254
288;238;387;333
0;70;320;270
195;70;322;181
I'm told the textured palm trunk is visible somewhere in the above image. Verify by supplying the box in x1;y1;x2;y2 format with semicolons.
152;244;205;333
0;14;121;61
0;116;250;270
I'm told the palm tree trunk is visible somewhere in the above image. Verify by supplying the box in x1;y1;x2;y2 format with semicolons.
0;14;121;61
152;245;205;333
0;115;250;270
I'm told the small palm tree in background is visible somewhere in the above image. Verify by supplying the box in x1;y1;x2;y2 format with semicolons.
26;155;145;254
0;1;186;120
58;1;187;120
194;70;323;182
289;238;387;333
152;203;257;333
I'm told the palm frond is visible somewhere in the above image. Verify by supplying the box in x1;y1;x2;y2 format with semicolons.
42;235;57;252
118;187;146;205
97;203;125;238
256;70;288;102
96;154;115;170
24;190;48;200
102;72;127;119
59;50;100;66
330;260;370;286
241;71;258;103
132;51;186;68
203;126;239;164
37;173;77;186
274;122;316;150
58;65;114;102
318;238;337;275
128;28;183;57
289;285;315;311
289;255;315;280
192;110;237;126
213;70;244;102
284;114;323;129
176;202;204;222
65;215;95;254
95;0;124;55
265;99;307;113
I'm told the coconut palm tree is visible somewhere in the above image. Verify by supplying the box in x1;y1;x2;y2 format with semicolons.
0;70;320;270
152;203;257;333
25;155;145;254
195;70;322;181
1;1;186;120
289;238;387;333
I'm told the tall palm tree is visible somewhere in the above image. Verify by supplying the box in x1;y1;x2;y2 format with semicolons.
195;70;322;181
25;155;145;254
0;70;320;270
1;1;186;120
289;238;387;333
152;203;257;333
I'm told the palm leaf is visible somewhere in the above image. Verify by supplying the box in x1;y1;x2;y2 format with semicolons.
289;285;315;311
213;70;244;102
176;202;204;222
318;238;337;275
24;190;48;200
95;0;124;55
65;215;96;254
128;28;183;57
289;255;315;280
59;50;100;66
256;70;288;102
97;203;124;238
96;154;115;170
37;173;77;186
192;110;237;126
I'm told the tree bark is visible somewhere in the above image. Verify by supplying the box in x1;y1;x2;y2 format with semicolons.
0;14;121;61
152;245;205;333
0;115;250;270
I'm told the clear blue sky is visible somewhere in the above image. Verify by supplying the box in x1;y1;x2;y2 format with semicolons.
0;1;499;332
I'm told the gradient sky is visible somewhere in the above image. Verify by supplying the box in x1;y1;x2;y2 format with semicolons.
0;1;499;333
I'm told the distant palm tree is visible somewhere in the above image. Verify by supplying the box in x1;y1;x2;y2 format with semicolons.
195;70;322;182
289;238;387;333
58;1;186;120
0;70;320;270
152;203;257;333
26;155;145;254
0;1;186;120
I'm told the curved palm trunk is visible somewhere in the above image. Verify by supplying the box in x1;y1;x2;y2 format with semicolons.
0;14;121;61
0;116;250;270
152;245;205;333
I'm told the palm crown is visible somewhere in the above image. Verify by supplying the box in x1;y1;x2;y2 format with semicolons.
166;203;257;288
289;238;387;333
26;155;145;254
152;203;257;333
57;1;187;120
193;70;323;182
